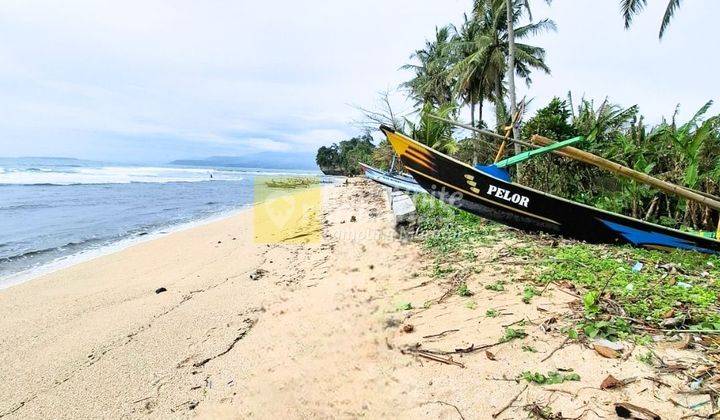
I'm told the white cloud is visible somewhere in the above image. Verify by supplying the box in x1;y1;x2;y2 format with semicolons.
0;0;717;163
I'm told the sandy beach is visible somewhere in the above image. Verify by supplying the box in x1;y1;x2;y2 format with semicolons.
0;179;712;419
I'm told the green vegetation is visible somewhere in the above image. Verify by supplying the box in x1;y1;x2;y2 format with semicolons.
522;286;539;304
456;282;473;297
465;301;478;310
500;327;527;343
314;0;716;234
540;243;720;332
519;98;720;231
415;198;720;338
315;134;376;176
522;345;538;353
520;371;581;385
265;177;320;189
396;302;413;311
416;194;497;256
485;281;505;292
621;0;683;39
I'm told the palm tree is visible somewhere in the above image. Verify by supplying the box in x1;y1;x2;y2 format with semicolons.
621;0;682;39
401;26;455;108
405;102;459;155
445;0;553;165
505;0;553;173
462;0;554;129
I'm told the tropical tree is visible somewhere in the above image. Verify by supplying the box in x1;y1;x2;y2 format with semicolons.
401;26;455;108
405;102;459;155
445;0;553;164
315;145;340;173
621;0;682;39
465;0;555;130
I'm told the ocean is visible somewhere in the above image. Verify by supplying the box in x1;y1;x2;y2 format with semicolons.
0;157;321;287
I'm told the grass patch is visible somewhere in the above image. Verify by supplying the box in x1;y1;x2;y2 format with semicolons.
416;196;498;256
265;177;320;189
486;308;499;318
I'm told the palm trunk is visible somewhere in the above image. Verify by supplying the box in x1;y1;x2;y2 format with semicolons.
478;87;484;125
494;78;506;132
506;0;522;178
470;102;476;127
471;101;478;165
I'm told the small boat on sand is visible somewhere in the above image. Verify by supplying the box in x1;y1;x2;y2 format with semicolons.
359;162;426;194
380;125;720;254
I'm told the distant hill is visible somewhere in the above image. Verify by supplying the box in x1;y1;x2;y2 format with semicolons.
170;152;318;171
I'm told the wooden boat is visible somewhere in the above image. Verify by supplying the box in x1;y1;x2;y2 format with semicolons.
380;125;720;254
359;162;426;194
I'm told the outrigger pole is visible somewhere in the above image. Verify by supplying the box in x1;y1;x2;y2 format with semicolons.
531;134;720;213
429;114;720;213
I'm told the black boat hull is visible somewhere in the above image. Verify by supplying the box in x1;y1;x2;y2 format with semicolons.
381;125;720;254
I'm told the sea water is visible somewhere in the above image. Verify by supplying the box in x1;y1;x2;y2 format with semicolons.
0;157;320;287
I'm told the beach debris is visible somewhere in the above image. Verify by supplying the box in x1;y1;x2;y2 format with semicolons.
523;403;563;419
614;402;660;419
422;401;466;420
385;317;401;328
601;375;623;390
492;384;528;418
660;316;684;328
350;215;357;222
155;287;167;294
600;375;637;390
594;344;620;359
402;324;414;333
400;347;465;368
485;350;496;360
541;336;570;362
193;318;256;368
249;269;267;281
422;329;459;339
632;261;644;272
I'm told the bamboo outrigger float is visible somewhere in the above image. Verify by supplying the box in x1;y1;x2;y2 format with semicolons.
381;124;720;254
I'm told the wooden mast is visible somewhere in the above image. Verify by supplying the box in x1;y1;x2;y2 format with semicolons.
531;134;720;213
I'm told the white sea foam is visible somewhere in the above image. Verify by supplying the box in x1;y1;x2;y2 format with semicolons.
0;205;251;290
0;165;317;185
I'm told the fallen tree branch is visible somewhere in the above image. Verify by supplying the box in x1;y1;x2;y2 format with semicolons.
422;329;460;339
492;384;528;418
541;336;570;363
423;401;466;420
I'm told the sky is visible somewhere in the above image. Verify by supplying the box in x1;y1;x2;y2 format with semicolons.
0;0;718;164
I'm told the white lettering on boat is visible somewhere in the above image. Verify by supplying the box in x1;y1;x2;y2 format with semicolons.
486;185;530;208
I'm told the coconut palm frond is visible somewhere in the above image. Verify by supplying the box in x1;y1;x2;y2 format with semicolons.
659;0;682;39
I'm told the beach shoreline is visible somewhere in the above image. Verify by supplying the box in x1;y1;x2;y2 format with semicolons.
0;179;710;419
0;205;254;291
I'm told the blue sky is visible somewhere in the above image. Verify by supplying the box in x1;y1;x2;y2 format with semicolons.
0;0;718;164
